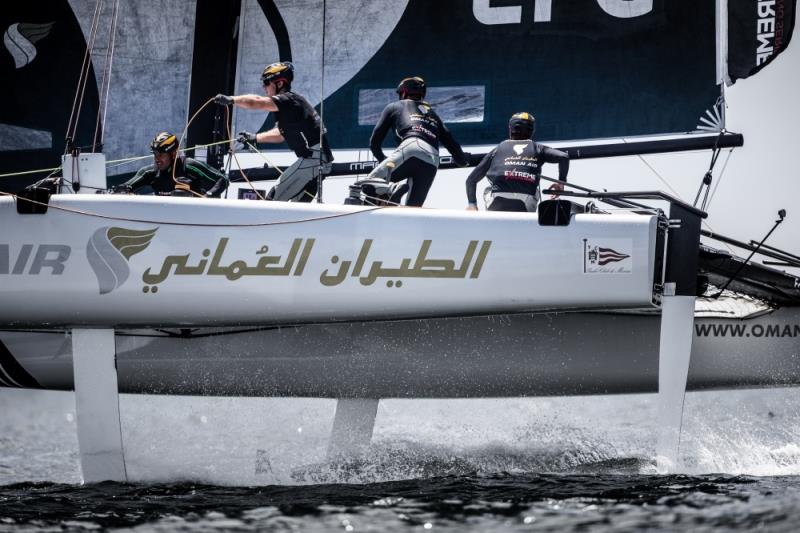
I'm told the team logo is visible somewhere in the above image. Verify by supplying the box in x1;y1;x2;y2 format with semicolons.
513;144;527;155
583;238;632;273
86;227;158;294
4;22;54;69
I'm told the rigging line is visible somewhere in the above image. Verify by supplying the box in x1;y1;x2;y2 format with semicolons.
705;148;735;211
175;97;216;198
0;141;237;180
93;0;121;150
0;166;62;179
226;106;267;200
621;138;683;200
241;141;284;178
69;0;106;147
316;0;327;203
65;0;103;149
0;189;389;227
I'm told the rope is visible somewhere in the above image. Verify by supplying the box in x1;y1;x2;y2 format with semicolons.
226;105;267;200
1;188;389;227
67;0;105;149
92;0;120;151
0;140;236;181
621;138;684;200
240;141;284;178
174;96;216;197
705;148;735;211
315;0;327;203
65;0;103;149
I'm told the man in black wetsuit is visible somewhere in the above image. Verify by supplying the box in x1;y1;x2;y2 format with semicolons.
361;76;469;207
466;112;568;212
118;132;228;197
214;61;333;202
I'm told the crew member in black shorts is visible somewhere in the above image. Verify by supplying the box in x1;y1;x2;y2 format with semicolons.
362;76;469;207
214;61;333;202
117;132;228;197
466;112;568;212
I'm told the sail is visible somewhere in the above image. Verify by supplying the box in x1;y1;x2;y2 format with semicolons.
236;0;723;149
0;2;100;192
1;0;797;191
727;0;797;83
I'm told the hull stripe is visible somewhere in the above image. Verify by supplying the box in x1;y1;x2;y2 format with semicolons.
0;338;41;388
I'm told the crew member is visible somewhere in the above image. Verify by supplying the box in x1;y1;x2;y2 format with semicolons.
362;76;469;207
117;132;228;197
465;112;568;212
214;61;333;202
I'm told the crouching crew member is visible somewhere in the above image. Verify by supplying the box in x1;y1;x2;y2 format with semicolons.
363;76;469;207
466;112;568;212
215;61;333;202
118;132;228;197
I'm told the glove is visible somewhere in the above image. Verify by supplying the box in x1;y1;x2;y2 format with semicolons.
214;94;234;106
459;152;472;167
237;131;258;145
109;184;132;194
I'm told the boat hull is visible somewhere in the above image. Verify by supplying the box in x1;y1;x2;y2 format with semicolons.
0;195;660;327
2;306;798;397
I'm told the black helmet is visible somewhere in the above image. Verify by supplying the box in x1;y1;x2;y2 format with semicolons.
261;61;294;86
508;112;536;139
396;76;426;100
150;132;178;153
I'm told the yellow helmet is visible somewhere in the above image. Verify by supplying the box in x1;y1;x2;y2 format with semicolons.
150;132;178;153
509;112;536;139
261;61;294;86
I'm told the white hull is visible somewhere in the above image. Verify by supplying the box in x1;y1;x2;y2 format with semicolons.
1;195;659;327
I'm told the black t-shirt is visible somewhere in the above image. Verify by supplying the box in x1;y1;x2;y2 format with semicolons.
123;156;227;196
465;140;569;204
369;99;467;164
272;91;333;161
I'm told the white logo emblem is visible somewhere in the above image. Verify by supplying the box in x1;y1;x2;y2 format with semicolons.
4;22;55;69
513;144;526;155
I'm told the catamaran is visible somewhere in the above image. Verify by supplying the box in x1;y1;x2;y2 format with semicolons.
1;0;798;483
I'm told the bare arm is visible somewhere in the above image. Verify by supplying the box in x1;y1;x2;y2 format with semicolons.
232;94;279;112
255;127;284;144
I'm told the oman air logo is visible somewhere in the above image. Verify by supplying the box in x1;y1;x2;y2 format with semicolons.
87;227;158;294
583;238;632;274
513;144;527;155
4;22;55;69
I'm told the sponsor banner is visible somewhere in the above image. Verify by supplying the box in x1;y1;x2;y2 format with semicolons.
583;238;632;274
238;0;720;149
728;0;797;83
695;322;800;338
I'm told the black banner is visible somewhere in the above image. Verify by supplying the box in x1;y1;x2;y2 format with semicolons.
728;0;797;82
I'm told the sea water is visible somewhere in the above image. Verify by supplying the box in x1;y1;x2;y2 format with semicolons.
1;387;799;531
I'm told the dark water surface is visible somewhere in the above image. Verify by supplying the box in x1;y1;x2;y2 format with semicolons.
2;389;799;531
2;474;799;532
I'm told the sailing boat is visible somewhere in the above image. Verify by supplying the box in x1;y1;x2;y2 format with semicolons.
1;0;798;482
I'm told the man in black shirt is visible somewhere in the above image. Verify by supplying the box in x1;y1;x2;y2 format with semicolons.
466;112;568;212
361;76;469;207
215;61;333;202
117;132;228;197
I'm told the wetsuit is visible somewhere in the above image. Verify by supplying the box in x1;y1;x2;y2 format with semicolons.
466;140;568;212
267;91;334;202
122;156;228;197
367;99;468;207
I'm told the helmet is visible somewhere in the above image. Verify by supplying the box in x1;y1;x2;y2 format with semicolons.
396;76;426;100
508;112;536;139
261;61;294;86
150;132;178;153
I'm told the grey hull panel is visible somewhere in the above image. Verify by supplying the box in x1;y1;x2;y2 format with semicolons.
2;308;799;398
